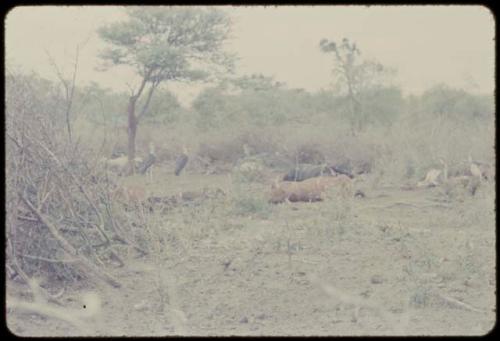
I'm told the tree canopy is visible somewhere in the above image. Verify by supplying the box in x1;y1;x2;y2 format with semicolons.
97;7;235;172
320;37;398;132
98;7;234;84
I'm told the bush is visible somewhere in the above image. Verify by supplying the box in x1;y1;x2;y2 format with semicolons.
141;88;184;124
418;84;494;121
231;189;271;218
359;86;404;126
197;130;280;166
236;130;279;155
198;139;243;164
294;142;326;164
5;71;137;289
192;87;236;130
233;159;266;183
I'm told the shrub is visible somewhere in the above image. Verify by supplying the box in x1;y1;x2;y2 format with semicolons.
232;192;271;218
233;159;266;183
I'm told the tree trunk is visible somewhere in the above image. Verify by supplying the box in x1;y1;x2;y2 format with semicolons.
66;113;72;144
348;96;357;137
346;75;358;137
127;97;138;176
124;75;154;176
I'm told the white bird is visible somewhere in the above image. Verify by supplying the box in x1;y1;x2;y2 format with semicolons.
138;142;156;183
468;155;482;179
417;169;442;188
439;158;448;182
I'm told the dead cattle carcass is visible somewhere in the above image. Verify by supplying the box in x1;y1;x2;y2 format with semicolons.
283;163;354;182
283;164;334;182
270;175;353;204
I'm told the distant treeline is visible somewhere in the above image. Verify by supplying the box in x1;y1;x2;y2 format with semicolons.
7;70;494;132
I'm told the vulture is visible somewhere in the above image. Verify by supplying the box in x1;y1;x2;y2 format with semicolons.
175;146;189;176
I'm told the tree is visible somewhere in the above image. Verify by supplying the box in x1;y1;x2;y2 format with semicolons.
142;88;183;124
77;82;129;126
98;7;233;173
231;74;286;126
231;73;283;91
192;86;230;129
419;84;493;121
320;38;396;134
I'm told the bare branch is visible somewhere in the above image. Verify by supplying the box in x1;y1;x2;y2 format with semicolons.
20;194;121;289
136;81;159;122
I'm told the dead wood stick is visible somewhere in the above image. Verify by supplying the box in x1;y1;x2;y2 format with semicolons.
20;195;121;288
437;293;488;313
21;254;78;263
31;137;110;244
102;197;148;256
8;298;86;332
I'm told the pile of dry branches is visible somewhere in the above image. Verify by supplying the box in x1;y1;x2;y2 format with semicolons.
5;73;147;291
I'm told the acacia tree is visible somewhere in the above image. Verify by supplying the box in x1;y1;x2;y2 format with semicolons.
98;7;233;173
320;38;395;134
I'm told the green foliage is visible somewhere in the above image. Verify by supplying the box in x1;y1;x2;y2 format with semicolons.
231;74;284;91
418;84;494;121
233;158;266;183
140;88;183;124
310;89;339;117
358;86;404;126
192;86;234;129
320;37;399;132
76;82;129;125
98;7;234;82
239;88;286;126
229;74;290;126
232;195;271;218
97;7;235;161
5;71;72;132
193;74;326;129
231;186;271;218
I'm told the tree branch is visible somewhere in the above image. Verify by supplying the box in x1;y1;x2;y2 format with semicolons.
137;81;159;122
20;194;121;288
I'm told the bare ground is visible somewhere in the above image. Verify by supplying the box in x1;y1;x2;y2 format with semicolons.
6;167;496;336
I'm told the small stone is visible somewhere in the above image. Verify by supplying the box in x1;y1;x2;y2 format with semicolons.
371;275;383;284
133;300;149;311
360;290;371;298
240;316;248;324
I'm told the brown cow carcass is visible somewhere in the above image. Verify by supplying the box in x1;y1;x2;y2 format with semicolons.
270;175;353;204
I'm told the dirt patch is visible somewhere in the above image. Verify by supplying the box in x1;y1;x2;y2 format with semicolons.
7;171;496;336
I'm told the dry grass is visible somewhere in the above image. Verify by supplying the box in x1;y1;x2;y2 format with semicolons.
7;87;495;335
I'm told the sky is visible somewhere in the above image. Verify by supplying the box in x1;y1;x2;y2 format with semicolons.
5;5;495;106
